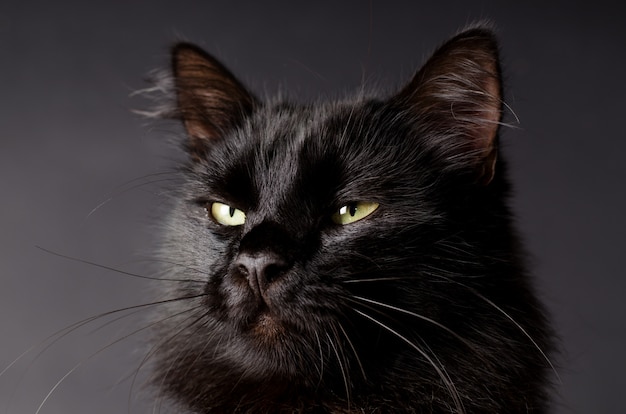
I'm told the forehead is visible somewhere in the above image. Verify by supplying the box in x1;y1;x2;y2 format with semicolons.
241;106;341;208
203;99;408;212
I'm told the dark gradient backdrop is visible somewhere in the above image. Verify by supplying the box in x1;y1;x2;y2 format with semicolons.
1;1;624;413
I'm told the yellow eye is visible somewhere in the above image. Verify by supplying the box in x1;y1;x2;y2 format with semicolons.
331;202;379;225
210;202;246;226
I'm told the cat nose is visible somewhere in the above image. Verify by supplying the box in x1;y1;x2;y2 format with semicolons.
234;252;290;299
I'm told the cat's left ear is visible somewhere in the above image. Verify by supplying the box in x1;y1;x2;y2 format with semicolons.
172;43;258;161
396;26;502;184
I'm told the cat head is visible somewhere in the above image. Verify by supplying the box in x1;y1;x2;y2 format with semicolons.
151;26;551;412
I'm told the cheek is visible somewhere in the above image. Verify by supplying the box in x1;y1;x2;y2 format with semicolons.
161;218;234;287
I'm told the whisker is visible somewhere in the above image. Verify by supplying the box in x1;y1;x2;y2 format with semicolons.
35;366;80;414
0;347;32;379
331;322;353;393
127;305;208;414
502;99;521;125
88;307;146;335
85;172;179;219
353;309;465;414
446;279;561;384
337;322;366;381
349;295;477;351
36;246;204;283
1;346;40;414
326;330;350;406
313;331;324;385
1;305;149;413
85;177;178;220
135;256;211;280
33;298;203;414
341;276;416;284
0;292;207;392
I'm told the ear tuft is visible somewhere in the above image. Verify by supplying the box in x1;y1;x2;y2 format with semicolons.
172;43;258;161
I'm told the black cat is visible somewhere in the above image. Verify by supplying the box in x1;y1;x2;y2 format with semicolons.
148;25;554;413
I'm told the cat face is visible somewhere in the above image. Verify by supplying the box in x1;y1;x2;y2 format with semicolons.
151;26;552;413
163;103;410;373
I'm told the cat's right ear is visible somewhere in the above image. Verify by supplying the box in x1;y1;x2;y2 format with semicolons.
172;43;258;161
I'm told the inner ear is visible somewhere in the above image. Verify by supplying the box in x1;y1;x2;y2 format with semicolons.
396;27;503;184
172;43;258;161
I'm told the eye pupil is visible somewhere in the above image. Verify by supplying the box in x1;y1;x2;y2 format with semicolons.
229;207;236;217
349;204;358;216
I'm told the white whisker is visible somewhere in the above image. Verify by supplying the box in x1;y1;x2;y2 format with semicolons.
349;295;477;352
326;330;351;406
452;282;561;384
145;309;211;414
34;302;201;414
353;309;465;414
342;276;415;284
337;322;367;381
313;331;325;385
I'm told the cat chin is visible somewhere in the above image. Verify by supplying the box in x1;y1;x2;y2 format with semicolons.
220;336;318;383
250;312;287;340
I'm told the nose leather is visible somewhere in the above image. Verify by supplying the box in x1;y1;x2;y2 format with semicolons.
234;252;290;300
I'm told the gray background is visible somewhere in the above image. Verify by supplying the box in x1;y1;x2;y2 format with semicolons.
1;1;624;413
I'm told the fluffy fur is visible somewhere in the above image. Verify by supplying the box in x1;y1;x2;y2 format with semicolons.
148;26;554;413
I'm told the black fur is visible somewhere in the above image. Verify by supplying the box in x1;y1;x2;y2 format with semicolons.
149;26;554;413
